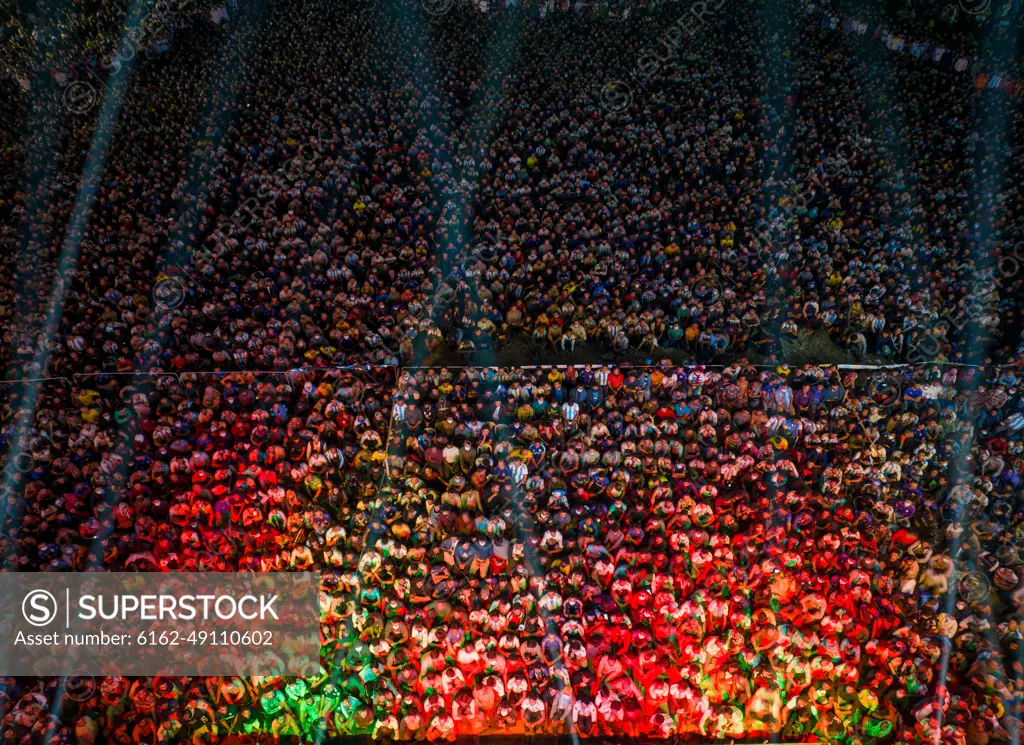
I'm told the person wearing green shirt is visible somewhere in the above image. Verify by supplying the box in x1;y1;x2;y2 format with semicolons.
532;396;550;418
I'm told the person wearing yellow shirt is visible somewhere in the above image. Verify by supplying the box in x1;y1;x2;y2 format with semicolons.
76;389;100;406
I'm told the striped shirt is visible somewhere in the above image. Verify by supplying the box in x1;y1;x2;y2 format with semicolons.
509;461;528;483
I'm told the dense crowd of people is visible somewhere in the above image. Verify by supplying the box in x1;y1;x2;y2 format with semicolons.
2;0;1024;376
2;361;1024;742
0;0;225;76
1;0;1024;741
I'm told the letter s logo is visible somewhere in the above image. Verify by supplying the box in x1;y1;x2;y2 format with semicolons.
22;590;58;627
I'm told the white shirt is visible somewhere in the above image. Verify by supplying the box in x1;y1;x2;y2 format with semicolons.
510;461;528;483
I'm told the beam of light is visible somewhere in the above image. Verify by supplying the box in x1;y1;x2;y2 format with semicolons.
0;81;67;569
318;3;531;736
0;22;136;538
483;372;582;744
933;6;1019;743
306;0;458;737
382;369;584;742
0;0;112;548
749;0;801;364
15;0;270;733
7;1;152;734
835;17;930;365
65;1;253;553
449;9;522;372
333;8;528;732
